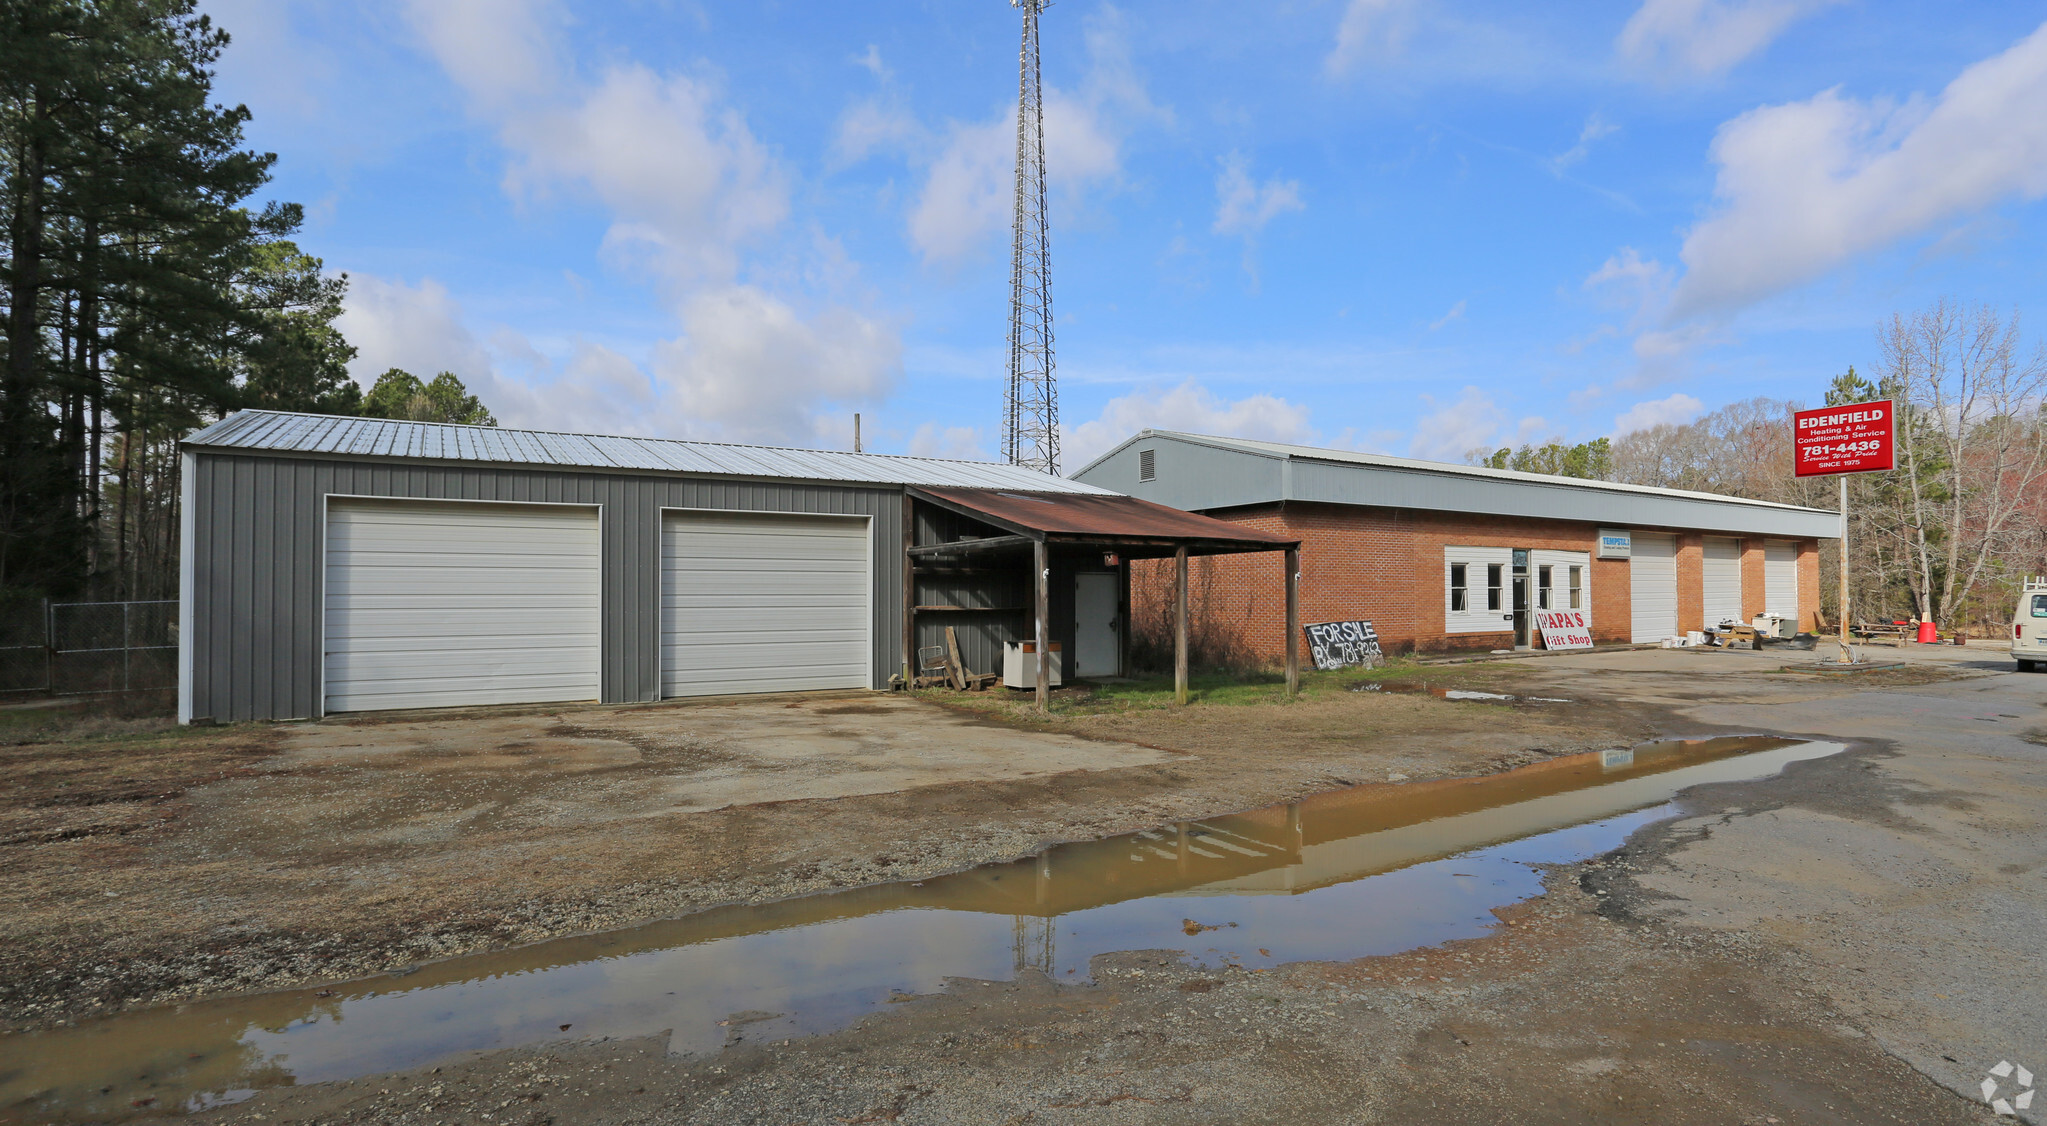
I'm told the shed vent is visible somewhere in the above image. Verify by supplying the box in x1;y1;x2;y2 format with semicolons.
1138;449;1156;482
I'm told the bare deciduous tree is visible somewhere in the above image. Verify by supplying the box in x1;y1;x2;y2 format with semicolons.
1878;300;2047;627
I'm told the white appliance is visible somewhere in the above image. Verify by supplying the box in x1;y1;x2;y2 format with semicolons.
1003;641;1063;689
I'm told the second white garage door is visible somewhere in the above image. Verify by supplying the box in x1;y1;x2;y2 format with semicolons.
1629;532;1678;643
1764;539;1799;618
324;499;601;713
661;511;871;697
1702;536;1743;628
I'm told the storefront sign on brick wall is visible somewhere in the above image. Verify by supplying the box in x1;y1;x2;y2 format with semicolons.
1534;609;1593;651
1304;620;1383;670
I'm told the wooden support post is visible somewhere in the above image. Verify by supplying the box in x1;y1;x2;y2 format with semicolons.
901;496;916;690
1284;546;1300;698
1034;538;1051;713
1174;546;1189;706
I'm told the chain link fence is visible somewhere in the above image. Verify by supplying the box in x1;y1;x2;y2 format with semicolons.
0;599;178;696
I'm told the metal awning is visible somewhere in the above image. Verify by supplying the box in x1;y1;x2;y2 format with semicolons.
907;486;1298;557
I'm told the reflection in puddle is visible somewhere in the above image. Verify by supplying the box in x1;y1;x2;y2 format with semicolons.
1350;681;1573;704
1;736;1841;1121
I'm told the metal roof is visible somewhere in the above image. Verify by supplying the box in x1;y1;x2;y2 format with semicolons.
1082;430;1835;514
912;487;1298;554
1073;430;1841;540
183;411;1117;494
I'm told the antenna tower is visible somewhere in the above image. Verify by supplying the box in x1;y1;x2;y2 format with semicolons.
1004;0;1058;473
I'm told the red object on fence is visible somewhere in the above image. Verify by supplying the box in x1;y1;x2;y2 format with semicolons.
1793;399;1896;477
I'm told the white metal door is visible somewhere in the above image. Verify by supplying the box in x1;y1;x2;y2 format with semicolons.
1764;539;1799;619
324;499;601;713
661;511;870;697
1073;572;1119;677
1629;532;1678;643
1702;537;1743;628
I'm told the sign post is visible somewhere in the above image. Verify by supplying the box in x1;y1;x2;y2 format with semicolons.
1792;399;1896;663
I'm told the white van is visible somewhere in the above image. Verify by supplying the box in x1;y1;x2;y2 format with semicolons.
2018;578;2047;671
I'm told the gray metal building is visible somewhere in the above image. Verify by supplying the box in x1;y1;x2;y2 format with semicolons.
177;411;1119;723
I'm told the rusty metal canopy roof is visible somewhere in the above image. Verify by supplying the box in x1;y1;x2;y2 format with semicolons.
911;486;1297;555
183;410;1119;494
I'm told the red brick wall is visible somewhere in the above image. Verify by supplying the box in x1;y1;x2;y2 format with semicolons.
1739;539;1767;621
1131;503;1638;664
1798;539;1821;632
1676;534;1704;635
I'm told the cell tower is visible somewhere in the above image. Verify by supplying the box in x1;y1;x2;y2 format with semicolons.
1004;0;1058;474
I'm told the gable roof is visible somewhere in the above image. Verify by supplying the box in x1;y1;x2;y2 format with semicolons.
1078;430;1834;515
184;410;1117;494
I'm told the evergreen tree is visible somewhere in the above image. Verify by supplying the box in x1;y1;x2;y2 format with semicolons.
361;368;496;426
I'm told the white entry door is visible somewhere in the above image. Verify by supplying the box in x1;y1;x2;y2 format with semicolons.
1703;537;1743;628
1764;539;1799;618
1629;532;1678;643
1073;572;1120;677
324;499;601;713
661;511;870;697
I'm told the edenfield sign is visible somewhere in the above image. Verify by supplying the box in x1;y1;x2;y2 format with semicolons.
1793;399;1895;477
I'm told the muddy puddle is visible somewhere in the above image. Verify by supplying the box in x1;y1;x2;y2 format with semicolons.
0;735;1843;1122
1351;680;1572;704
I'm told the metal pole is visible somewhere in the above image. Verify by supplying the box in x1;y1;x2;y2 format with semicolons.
123;602;132;692
1173;547;1189;706
1284;547;1300;698
1838;474;1852;664
1034;538;1051;713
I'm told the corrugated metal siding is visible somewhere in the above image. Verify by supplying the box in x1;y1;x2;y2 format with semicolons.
186;452;905;722
187;410;1115;494
1073;441;1285;513
1073;433;1839;540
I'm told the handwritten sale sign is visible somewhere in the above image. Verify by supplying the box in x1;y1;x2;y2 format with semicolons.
1534;609;1593;651
1793;399;1895;477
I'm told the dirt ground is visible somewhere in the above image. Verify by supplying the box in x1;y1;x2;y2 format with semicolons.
0;660;1642;1030
3;644;2040;1124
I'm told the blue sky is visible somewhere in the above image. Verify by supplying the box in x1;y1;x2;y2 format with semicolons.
200;0;2047;469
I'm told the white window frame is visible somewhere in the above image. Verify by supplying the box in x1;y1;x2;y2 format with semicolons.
1445;546;1513;634
1531;549;1592;635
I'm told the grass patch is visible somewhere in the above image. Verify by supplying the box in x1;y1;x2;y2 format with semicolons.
935;656;1522;719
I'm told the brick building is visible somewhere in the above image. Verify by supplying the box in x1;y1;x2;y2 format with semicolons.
1072;432;1840;660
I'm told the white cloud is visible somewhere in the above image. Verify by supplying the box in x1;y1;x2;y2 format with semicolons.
335;275;497;389
907;7;1166;262
1326;0;1419;77
1672;21;2047;315
907;423;988;460
1617;0;1839;79
393;0;902;446
653;286;901;443
832;99;923;167
1408;386;1505;461
1549;112;1619;173
1614;392;1705;434
1062;381;1313;468
1427;299;1467;332
852;44;890;82
1213;154;1305;237
505;65;788;286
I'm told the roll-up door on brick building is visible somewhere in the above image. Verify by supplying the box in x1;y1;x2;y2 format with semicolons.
1629;532;1678;643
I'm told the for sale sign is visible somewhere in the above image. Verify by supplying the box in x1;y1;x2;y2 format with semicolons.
1793;399;1895;477
1534;610;1593;651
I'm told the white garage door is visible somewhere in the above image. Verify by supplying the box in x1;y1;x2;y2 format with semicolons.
325;499;600;713
1629;532;1678;643
1702;536;1743;628
1764;539;1799;618
662;511;870;697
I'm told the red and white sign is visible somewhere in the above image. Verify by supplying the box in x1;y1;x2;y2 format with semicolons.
1534;610;1593;651
1793;399;1895;477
